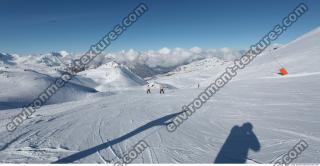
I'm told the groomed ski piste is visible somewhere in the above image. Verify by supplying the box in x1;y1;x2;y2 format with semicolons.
0;27;319;163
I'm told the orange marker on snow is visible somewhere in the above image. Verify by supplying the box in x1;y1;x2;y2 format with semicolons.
279;67;288;76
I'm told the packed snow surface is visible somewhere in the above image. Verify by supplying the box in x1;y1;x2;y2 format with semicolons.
0;27;319;163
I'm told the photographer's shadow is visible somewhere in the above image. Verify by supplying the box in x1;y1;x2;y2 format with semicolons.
214;122;260;163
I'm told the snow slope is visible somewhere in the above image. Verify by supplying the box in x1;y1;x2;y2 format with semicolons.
0;27;319;163
0;59;147;110
153;57;232;89
0;67;97;110
239;27;320;79
77;61;147;91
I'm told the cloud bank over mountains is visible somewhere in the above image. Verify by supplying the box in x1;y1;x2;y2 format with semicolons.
1;47;245;77
96;47;244;69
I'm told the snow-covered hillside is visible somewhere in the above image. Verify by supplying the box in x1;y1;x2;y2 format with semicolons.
0;27;319;163
77;61;147;91
0;67;97;110
153;57;232;89
238;27;320;80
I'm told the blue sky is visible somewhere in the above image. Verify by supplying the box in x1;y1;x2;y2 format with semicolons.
0;0;319;54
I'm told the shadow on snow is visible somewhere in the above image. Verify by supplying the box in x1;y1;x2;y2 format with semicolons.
53;111;183;163
214;122;261;163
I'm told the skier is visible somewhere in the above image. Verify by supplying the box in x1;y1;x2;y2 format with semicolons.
146;84;151;94
160;84;165;94
198;83;200;88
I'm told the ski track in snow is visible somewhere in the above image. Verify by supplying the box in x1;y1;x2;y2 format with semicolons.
0;27;320;163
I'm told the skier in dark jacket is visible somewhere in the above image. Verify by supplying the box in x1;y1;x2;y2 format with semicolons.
146;84;151;94
160;84;165;94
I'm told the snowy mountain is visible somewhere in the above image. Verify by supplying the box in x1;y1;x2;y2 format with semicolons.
0;53;17;66
77;61;147;91
1;48;244;78
0;67;97;110
153;57;232;89
0;27;319;163
1;51;77;71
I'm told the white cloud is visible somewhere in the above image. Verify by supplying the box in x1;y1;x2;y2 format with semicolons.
59;50;70;57
104;47;243;70
158;47;171;54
